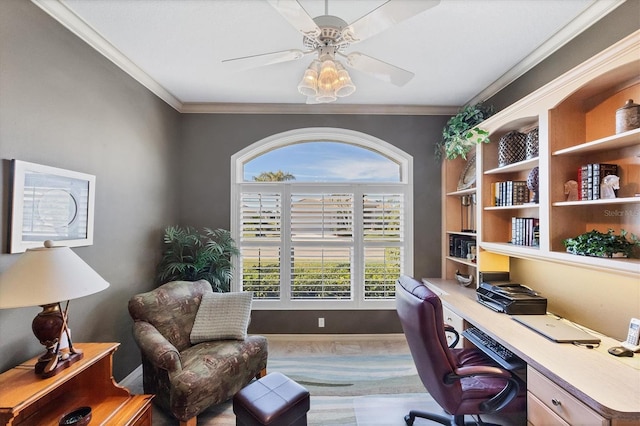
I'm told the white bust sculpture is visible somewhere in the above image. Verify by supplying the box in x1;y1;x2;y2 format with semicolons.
601;174;620;199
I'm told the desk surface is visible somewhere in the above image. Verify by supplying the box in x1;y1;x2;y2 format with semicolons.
423;278;640;421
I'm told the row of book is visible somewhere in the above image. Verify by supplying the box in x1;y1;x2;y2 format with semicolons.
448;234;476;261
491;180;531;206
511;217;540;247
579;163;618;200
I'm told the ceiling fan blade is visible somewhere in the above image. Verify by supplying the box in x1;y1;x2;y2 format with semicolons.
342;0;440;43
222;49;307;70
342;52;414;87
267;0;321;39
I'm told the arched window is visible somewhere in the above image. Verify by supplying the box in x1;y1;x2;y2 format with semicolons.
231;128;413;309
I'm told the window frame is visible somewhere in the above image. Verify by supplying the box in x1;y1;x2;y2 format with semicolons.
231;128;413;310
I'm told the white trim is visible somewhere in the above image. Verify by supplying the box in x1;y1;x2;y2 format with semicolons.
468;0;626;105
181;103;459;116
231;128;414;310
118;364;143;388
31;0;182;111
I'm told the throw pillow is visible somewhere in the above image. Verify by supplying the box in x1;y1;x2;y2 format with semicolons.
190;291;253;343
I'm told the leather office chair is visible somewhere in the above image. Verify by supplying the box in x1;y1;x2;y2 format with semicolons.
396;275;526;426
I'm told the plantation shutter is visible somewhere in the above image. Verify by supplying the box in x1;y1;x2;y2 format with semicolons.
290;193;353;300
363;194;403;300
240;192;282;299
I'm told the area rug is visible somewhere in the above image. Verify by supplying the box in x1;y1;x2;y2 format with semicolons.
133;353;430;425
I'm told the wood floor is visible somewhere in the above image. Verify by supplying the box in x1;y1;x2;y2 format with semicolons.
264;333;411;357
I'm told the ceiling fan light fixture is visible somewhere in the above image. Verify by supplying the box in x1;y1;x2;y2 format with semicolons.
335;63;355;97
297;68;318;96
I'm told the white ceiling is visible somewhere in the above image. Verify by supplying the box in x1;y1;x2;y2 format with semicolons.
33;0;623;113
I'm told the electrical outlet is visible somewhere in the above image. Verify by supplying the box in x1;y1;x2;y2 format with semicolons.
318;317;325;328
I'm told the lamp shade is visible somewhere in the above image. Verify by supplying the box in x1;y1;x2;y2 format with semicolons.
0;242;109;309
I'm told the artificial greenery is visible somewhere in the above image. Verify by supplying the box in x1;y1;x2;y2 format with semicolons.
437;102;495;160
563;229;640;258
156;226;239;291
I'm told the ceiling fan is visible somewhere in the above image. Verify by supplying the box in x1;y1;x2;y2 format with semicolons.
223;0;441;103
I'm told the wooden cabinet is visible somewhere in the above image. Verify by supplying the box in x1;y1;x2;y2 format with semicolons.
527;367;607;426
0;343;152;426
442;30;640;283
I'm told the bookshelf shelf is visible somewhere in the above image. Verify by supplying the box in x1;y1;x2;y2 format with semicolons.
552;197;640;207
552;128;640;156
484;157;539;175
484;204;539;211
445;256;477;268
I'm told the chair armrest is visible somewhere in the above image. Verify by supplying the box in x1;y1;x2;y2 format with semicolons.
446;365;520;413
132;321;182;373
444;324;460;348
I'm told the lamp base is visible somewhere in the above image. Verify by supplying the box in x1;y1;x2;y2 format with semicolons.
35;351;83;378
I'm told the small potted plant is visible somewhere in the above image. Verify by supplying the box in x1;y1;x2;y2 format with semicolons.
563;228;640;258
436;102;495;160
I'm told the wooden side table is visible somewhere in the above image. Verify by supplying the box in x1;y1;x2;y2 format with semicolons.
0;342;153;425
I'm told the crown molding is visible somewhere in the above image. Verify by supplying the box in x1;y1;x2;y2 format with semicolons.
180;102;459;115
32;0;623;114
467;0;627;105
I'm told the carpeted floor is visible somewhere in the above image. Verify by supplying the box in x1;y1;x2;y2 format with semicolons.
122;335;526;425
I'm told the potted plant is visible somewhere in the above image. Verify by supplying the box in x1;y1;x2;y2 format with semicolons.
156;226;240;291
563;228;640;258
437;102;495;160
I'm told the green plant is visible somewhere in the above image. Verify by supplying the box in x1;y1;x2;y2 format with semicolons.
437;102;495;160
563;228;640;258
156;226;240;291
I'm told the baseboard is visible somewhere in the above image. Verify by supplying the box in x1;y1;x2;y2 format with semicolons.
119;364;142;388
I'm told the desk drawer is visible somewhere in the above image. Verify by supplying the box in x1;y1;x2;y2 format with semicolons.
442;306;464;348
527;367;607;426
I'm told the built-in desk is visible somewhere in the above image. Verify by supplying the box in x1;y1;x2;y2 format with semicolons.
422;278;640;425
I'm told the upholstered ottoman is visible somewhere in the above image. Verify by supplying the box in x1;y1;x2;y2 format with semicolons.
233;372;310;425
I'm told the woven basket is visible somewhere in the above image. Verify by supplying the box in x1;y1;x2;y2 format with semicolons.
525;127;539;160
498;131;526;167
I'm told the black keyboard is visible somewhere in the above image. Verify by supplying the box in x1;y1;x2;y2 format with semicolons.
462;326;525;371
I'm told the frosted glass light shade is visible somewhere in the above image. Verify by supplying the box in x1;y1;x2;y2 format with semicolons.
335;69;355;97
297;68;318;96
0;242;109;309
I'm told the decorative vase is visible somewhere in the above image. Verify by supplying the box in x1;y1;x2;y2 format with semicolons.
525;127;539;160
616;99;640;133
498;131;526;167
527;167;539;204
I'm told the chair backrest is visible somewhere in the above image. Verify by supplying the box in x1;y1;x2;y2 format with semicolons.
128;280;212;351
395;275;464;413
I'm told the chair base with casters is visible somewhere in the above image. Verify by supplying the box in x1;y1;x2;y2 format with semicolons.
404;411;502;426
396;275;526;426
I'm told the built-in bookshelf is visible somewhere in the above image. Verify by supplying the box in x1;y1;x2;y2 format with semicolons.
441;30;640;284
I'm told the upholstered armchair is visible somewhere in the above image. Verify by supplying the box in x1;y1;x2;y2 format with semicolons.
128;280;268;426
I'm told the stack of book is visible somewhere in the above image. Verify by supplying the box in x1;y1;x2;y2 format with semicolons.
448;235;476;260
491;181;530;206
511;217;539;247
578;163;618;200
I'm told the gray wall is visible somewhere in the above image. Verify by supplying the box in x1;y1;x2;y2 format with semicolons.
178;113;447;334
0;0;180;379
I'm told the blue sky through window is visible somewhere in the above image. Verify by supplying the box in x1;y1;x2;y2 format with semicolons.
244;141;400;182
